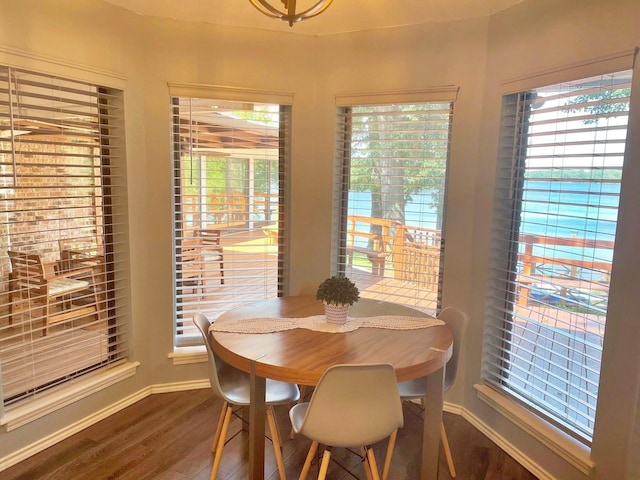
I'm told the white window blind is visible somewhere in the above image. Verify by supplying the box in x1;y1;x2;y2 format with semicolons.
0;66;128;409
483;69;633;442
333;100;453;313
171;96;290;346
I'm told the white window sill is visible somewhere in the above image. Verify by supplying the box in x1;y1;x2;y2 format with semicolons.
1;361;140;432
169;346;207;365
474;383;595;475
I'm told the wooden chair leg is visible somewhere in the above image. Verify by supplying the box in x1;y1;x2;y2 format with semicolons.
266;406;287;480
441;421;456;478
299;440;318;480
44;302;51;336
91;271;102;323
361;447;373;480
317;448;332;480
381;429;398;480
8;294;14;326
365;447;381;480
211;401;228;453
416;398;456;477
210;405;232;480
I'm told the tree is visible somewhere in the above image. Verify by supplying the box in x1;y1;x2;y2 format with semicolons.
348;103;450;233
565;88;631;124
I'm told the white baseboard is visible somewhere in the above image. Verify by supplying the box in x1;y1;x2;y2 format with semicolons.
0;378;207;473
461;404;556;480
474;383;594;477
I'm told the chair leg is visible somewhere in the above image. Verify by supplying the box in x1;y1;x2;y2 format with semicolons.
8;293;14;326
211;401;228;453
266;406;287;480
91;271;102;323
210;404;232;480
365;447;381;480
299;440;318;480
381;429;398;480
441;421;456;478
44;301;51;336
317;448;332;480
361;447;373;480
416;398;456;477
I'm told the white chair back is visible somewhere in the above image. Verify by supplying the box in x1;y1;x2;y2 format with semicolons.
298;363;404;447
438;307;469;391
193;312;227;400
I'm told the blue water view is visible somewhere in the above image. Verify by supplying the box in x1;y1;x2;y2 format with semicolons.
348;180;620;264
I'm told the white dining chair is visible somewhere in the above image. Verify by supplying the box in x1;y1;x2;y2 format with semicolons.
390;306;469;479
193;313;300;480
289;363;404;480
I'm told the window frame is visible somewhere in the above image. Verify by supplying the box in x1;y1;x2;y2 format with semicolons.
0;62;130;420
332;88;457;313
168;84;293;348
482;51;637;445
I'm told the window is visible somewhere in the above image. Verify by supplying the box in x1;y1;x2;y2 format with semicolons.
483;68;633;442
0;66;127;410
170;93;290;346
333;93;455;313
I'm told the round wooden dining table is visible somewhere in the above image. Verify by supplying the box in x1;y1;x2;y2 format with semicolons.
211;295;453;480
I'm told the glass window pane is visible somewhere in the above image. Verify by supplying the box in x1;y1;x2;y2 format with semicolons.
334;102;453;314
484;70;632;442
171;97;290;346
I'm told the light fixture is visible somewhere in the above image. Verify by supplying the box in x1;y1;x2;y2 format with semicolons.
248;0;334;27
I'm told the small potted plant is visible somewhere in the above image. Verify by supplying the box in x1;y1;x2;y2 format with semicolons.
316;275;360;324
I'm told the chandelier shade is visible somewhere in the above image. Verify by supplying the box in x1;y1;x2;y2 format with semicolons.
248;0;334;27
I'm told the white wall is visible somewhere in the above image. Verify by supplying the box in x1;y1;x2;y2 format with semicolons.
1;0;639;478
469;1;640;479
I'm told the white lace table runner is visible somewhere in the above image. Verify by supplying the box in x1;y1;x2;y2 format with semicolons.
209;315;444;334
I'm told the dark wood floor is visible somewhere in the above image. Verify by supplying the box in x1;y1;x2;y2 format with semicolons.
2;389;538;480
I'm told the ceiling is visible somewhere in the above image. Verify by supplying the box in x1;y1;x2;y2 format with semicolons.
100;0;524;36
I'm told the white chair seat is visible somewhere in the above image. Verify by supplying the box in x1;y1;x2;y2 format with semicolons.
218;363;301;406
396;377;426;398
289;402;308;433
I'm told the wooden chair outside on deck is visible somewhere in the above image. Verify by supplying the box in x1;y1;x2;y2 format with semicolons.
345;215;393;276
58;237;104;273
177;238;206;296
194;229;224;285
7;251;101;336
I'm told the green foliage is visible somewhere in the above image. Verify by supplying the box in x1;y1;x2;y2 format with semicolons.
181;156;276;196
565;89;630;124
348;103;449;221
316;275;360;306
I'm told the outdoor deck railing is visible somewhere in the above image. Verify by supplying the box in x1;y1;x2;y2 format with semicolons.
516;234;614;307
181;192;278;230
344;215;614;305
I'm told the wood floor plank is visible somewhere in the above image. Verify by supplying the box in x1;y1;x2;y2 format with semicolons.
1;389;539;480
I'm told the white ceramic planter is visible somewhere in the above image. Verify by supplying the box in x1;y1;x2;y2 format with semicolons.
323;301;350;325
